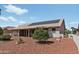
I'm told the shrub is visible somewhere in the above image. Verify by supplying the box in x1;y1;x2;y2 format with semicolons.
64;29;71;35
0;27;3;35
0;35;11;41
64;29;71;37
32;28;49;41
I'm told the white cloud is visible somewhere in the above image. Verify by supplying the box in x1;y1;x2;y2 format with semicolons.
4;5;28;15
0;16;8;21
29;16;36;19
70;22;79;25
69;21;79;28
19;21;26;24
65;21;79;30
8;16;16;21
0;16;16;22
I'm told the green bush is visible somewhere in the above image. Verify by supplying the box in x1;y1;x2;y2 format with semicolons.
32;28;49;41
64;29;71;35
0;35;11;41
0;27;3;35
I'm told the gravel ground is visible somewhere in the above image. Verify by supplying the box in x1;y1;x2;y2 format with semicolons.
0;37;78;54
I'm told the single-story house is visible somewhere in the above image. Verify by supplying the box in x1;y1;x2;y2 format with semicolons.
3;26;15;35
75;24;79;35
8;19;65;38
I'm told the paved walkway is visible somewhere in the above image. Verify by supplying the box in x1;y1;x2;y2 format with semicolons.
72;34;79;51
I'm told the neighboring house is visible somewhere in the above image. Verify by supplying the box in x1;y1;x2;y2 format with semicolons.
9;19;65;37
76;24;79;35
71;24;79;35
3;26;15;35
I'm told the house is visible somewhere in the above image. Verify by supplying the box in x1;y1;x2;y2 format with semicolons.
3;26;15;35
75;24;79;35
9;19;65;38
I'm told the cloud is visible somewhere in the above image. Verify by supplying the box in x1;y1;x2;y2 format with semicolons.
69;21;79;28
0;16;8;21
8;16;16;21
29;16;36;19
70;22;79;25
4;5;28;15
19;21;26;24
0;16;16;22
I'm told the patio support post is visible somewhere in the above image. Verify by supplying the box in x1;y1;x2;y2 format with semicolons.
17;29;19;37
26;30;27;37
28;30;30;37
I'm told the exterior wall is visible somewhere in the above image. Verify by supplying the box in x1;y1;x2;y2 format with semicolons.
76;30;79;35
4;30;18;37
4;30;11;35
60;20;65;34
55;27;60;33
76;31;79;35
11;30;19;37
48;28;53;37
48;28;58;37
55;20;65;34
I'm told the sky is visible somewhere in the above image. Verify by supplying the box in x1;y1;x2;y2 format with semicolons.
0;4;79;30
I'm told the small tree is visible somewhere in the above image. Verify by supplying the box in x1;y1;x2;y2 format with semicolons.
71;27;76;34
64;29;71;37
0;27;3;35
32;28;49;41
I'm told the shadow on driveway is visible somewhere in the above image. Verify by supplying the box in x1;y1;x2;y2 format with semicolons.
36;41;54;45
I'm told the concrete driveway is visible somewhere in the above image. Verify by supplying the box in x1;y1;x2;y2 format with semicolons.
72;34;79;51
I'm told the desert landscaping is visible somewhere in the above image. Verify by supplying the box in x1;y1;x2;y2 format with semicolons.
0;4;79;54
0;37;78;54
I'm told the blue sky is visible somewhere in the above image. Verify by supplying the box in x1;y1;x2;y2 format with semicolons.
0;4;79;29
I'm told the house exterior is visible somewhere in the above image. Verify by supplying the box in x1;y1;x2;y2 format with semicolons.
9;19;65;38
75;24;79;35
3;26;15;35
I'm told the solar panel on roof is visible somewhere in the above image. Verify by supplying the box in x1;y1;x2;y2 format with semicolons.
28;19;60;26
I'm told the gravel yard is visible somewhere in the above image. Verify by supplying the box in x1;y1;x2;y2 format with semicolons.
0;37;78;54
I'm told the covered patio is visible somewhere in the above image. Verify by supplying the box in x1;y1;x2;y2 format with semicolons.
11;27;57;37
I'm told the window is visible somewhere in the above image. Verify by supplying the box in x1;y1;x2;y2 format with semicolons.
52;28;56;31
